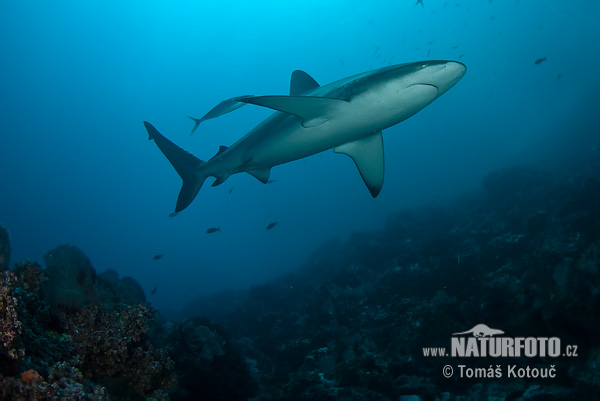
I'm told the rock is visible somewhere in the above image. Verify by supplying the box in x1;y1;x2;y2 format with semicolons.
115;276;146;305
42;245;96;310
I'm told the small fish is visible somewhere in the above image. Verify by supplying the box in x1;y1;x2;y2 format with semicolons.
451;45;459;49
266;222;278;230
168;212;179;218
458;54;464;59
427;49;431;56
534;57;547;65
229;187;233;194
151;285;158;295
415;0;424;7
206;227;221;234
188;95;254;136
153;254;163;260
556;73;562;81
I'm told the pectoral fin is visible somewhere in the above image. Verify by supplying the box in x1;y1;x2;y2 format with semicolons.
334;132;384;197
246;167;271;184
237;95;348;128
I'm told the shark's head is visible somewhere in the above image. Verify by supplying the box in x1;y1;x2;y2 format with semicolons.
375;60;466;96
356;60;466;126
410;60;467;95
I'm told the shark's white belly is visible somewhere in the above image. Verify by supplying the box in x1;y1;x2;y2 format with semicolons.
245;82;439;169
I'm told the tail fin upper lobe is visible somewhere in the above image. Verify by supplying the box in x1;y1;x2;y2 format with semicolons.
143;121;207;212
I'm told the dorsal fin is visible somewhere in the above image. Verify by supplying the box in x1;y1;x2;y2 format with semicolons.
209;145;229;161
290;70;320;96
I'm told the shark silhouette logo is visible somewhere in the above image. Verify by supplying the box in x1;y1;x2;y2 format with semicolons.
440;324;567;358
453;324;504;337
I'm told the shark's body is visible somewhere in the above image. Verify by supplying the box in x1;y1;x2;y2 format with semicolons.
144;60;466;212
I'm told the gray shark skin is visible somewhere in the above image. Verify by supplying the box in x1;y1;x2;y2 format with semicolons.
144;60;466;212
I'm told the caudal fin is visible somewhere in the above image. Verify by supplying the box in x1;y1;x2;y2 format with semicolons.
187;116;203;136
143;121;208;212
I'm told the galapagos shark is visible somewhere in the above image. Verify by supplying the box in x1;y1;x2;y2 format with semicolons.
144;60;466;212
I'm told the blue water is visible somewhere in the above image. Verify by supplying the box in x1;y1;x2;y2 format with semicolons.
1;0;598;313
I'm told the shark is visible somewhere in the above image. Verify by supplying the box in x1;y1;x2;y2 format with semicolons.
144;60;466;212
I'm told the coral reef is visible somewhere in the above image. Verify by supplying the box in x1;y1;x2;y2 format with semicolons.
0;271;24;361
1;255;177;400
0;243;256;400
179;162;600;400
64;303;176;397
2;159;598;400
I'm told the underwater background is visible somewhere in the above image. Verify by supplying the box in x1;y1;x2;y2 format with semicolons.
1;0;600;399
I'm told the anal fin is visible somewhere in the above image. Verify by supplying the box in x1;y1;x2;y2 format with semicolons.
334;132;385;197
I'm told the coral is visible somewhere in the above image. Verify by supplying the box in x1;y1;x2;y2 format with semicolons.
0;252;175;399
0;270;24;360
63;303;176;397
12;261;45;295
20;369;42;385
0;362;108;400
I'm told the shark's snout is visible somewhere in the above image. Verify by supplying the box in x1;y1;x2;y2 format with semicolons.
445;61;467;82
427;60;466;95
446;61;467;73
